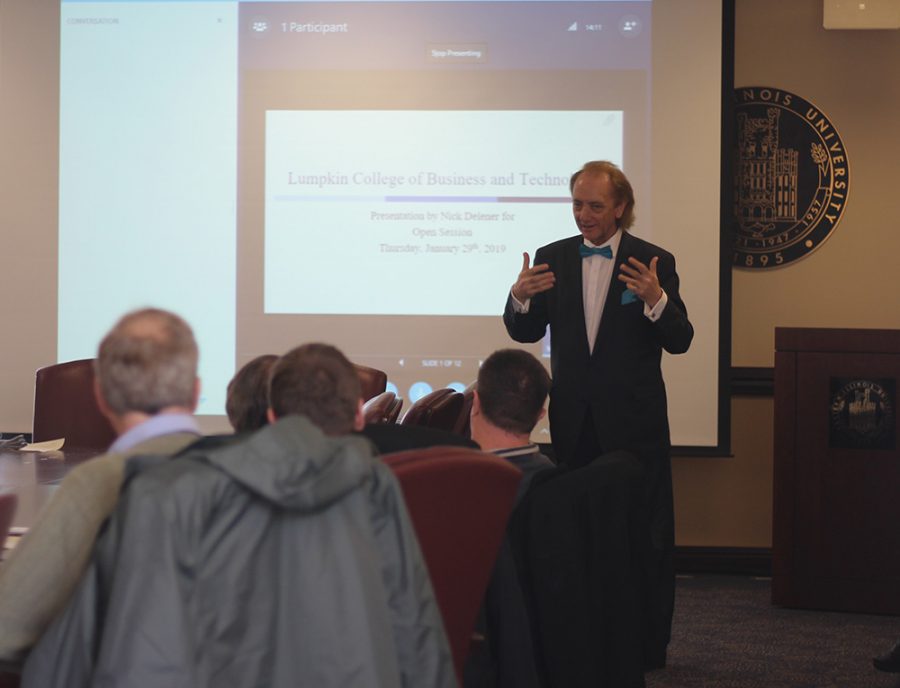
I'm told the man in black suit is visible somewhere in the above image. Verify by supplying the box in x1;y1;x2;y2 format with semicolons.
503;160;693;669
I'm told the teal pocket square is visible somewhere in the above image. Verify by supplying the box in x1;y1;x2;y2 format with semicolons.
621;289;638;305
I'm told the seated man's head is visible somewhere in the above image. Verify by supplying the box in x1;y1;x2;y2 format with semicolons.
267;343;364;436
94;308;200;432
226;354;278;433
471;348;550;446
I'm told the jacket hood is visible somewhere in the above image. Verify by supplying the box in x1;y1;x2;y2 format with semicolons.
205;415;376;512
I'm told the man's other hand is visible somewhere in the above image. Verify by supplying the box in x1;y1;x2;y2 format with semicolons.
512;252;555;302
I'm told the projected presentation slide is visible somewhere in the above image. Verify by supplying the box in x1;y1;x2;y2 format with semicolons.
264;110;623;316
236;1;653;429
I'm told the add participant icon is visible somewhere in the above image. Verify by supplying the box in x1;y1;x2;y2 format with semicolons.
618;15;642;37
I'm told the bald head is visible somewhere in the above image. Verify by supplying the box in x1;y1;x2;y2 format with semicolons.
95;308;199;415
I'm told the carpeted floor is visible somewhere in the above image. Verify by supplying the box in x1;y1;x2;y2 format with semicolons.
646;575;900;688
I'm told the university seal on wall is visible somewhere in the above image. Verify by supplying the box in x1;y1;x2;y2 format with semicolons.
829;378;895;450
733;87;850;269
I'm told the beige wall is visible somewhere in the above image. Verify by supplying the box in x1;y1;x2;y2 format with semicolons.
675;395;774;547
0;3;60;433
675;0;900;547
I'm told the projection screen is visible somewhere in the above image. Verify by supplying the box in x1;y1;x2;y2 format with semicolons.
3;0;729;448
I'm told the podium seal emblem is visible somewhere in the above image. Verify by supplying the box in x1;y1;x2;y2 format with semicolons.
829;378;895;450
733;87;850;269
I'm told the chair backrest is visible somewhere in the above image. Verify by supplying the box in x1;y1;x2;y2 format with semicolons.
385;395;403;424
354;364;387;402
453;381;477;438
400;388;464;433
33;359;116;451
362;391;397;425
383;446;522;681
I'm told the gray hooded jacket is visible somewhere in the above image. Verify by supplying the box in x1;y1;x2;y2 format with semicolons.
23;415;455;688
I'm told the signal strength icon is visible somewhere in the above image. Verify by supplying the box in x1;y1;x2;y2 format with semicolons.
567;21;578;31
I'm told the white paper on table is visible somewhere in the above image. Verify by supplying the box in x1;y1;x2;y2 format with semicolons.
20;438;65;452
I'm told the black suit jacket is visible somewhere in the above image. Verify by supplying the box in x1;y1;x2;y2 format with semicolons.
508;451;648;688
503;232;693;464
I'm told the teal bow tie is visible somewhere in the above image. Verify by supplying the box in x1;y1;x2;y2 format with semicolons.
579;244;613;259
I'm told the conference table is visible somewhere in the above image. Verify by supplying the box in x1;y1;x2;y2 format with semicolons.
0;450;98;684
0;449;97;532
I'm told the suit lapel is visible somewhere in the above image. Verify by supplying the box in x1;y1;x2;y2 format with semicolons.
559;236;589;354
592;231;632;357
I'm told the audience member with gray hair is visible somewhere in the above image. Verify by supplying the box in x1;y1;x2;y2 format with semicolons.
0;307;203;664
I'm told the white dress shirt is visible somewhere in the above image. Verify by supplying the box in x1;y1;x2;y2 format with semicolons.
581;232;621;352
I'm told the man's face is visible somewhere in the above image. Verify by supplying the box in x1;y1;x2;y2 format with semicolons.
571;172;626;245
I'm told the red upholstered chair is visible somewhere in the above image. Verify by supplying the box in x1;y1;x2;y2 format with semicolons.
32;359;116;451
399;388;465;433
362;391;402;425
353;364;387;402
385;396;403;424
382;446;522;682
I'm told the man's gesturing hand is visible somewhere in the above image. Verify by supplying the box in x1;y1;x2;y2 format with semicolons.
618;256;663;307
512;252;555;302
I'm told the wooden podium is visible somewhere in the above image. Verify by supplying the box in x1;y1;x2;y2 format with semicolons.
773;328;900;614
